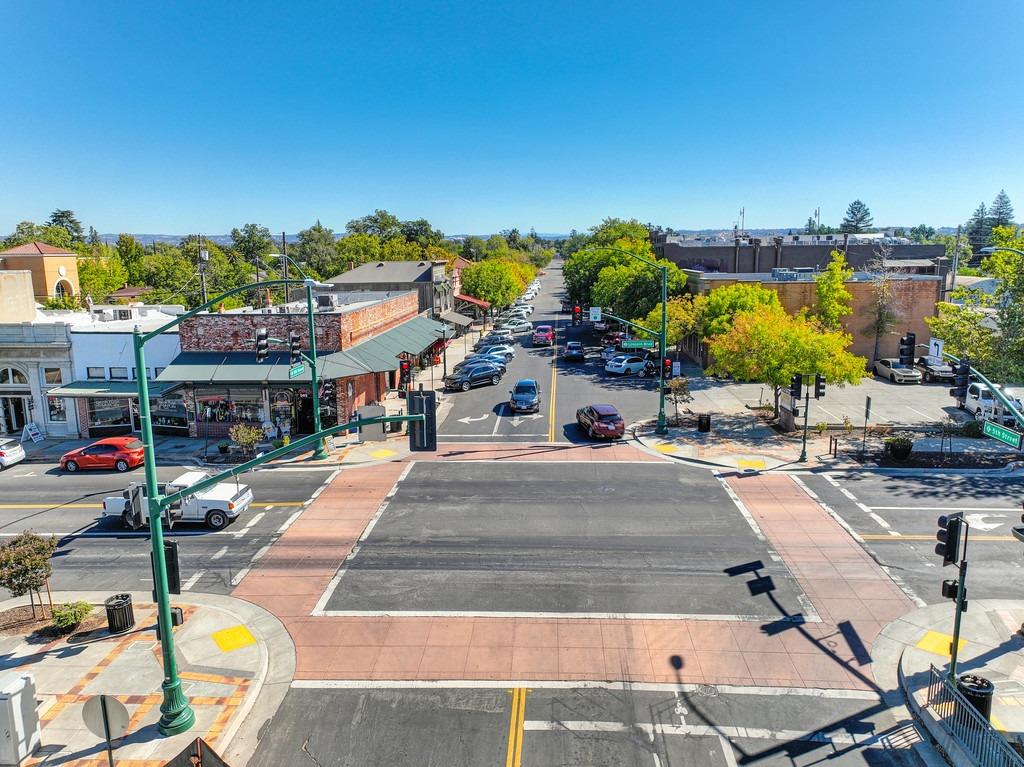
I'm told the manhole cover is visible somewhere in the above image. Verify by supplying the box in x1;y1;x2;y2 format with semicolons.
695;684;719;697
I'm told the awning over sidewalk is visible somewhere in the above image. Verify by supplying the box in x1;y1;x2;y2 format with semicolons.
48;380;181;398
346;315;453;372
440;310;474;327
455;293;490;309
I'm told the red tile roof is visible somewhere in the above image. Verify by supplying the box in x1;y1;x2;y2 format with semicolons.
455;293;490;308
452;256;473;270
0;241;76;256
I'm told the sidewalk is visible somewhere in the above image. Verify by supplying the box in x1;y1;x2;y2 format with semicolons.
0;591;293;767
21;435;203;465
876;599;1024;762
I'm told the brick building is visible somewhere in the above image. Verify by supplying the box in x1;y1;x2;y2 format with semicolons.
156;290;449;440
681;270;943;366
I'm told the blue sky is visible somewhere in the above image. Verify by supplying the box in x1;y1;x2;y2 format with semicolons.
1;1;1021;235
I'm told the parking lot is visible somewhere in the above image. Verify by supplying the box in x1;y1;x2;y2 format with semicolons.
321;461;807;619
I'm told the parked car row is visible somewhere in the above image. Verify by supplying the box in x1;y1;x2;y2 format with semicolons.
873;355;956;385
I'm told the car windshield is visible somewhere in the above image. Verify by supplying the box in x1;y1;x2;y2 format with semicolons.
599;412;621;422
514;384;536;395
567;343;582;349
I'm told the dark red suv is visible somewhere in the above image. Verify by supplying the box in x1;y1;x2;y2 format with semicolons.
576;403;626;439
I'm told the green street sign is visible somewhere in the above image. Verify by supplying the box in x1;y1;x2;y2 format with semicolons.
621;339;656;349
288;364;305;379
983;420;1023;450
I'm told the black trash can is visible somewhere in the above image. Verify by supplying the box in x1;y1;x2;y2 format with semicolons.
697;414;711;433
957;674;995;722
104;593;135;635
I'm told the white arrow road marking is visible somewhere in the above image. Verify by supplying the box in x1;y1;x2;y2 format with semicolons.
457;414;490;424
965;513;1007;531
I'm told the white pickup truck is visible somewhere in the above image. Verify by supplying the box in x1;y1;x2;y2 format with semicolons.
102;471;253;530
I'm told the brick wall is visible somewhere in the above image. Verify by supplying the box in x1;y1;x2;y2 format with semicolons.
179;291;418;353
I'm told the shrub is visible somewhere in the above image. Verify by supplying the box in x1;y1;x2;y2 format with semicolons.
842;415;854;434
815;421;829;435
958;420;984;438
52;601;92;632
228;424;264;456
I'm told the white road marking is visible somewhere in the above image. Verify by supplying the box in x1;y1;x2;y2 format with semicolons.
521;720;865;746
822;473;841;487
230;567;250;586
244;512;265;528
456;414;490;424
263;504;274;511
313;609;818;622
211;546;228;560
869;506;1017;512
182;570;205;591
250;543;271;564
436;434;550;439
0;530;236;538
277;510;302;533
964;513;1007;530
290;679;880;699
856;502;892;530
492;404;507;436
719;735;739;767
712;471;766;541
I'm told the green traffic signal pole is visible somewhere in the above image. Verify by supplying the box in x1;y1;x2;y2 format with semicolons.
577;246;669;434
943;351;1024;429
798;375;811;462
133;276;326;735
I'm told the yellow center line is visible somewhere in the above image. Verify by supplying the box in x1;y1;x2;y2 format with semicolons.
548;313;560;443
505;687;526;767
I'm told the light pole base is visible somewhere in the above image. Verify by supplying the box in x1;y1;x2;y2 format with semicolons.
158;679;195;736
655;412;668;436
312;438;330;461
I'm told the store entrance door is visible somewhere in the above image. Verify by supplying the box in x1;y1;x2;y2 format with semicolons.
0;396;29;435
296;396;314;435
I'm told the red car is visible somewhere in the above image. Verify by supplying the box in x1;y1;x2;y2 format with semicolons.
576;403;626;439
532;325;554;346
60;437;145;473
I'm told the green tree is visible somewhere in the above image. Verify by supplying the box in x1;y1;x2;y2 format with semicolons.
636;296;703;347
863;257;908;362
335;233;383;270
908;224;935;242
87;226;102;246
460;260;520;309
380;237;424;261
116;234;147;284
47;209;84;243
925;292;998;373
346;209;401;239
965;202;991;249
588;217;650;247
591;259;686;322
461;236;486;261
814;250;854;330
804;217;817;235
709;305;865;415
295;221;337;277
79;254;129;302
0;531;57;618
2;220;73;250
701;282;781;338
231;223;273;263
990;189;1015;228
400;218;444;246
840;200;873;233
979;226;1024;378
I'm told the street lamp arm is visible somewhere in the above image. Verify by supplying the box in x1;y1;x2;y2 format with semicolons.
578;245;663;270
979;246;1024;257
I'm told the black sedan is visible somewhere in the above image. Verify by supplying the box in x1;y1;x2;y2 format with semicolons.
509;379;541;413
443;362;503;392
915;355;954;383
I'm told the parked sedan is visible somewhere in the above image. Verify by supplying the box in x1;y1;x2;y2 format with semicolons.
509;379;541;413
453;355;507;375
915;355;954;383
443;362;504;392
60;436;145;473
605;355;646;376
563;341;585;361
474;331;513;350
577;403;626;439
468;344;516;361
498;319;533;334
873;358;922;384
0;438;26;470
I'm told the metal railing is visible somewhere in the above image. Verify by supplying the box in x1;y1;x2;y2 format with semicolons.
926;665;1024;767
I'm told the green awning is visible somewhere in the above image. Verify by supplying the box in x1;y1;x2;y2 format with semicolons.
48;380;181;398
346;315;453;372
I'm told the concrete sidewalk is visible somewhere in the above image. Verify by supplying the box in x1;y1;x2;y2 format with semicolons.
21;435;203;465
876;600;1024;764
0;591;293;767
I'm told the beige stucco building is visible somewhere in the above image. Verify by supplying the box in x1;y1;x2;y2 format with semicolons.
0;241;80;302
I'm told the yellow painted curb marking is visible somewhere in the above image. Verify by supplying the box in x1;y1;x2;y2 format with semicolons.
211;625;256;653
654;443;678;454
370;449;396;459
737;458;766;470
915;630;965;658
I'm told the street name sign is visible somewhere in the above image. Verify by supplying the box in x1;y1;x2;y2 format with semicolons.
589;306;602;322
621;339;655;349
983;420;1023;450
288;364;305;379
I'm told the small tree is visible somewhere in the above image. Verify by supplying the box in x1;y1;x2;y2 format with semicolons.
666;376;693;424
0;532;57;619
814;250;854;330
863;249;910;362
228;423;264;457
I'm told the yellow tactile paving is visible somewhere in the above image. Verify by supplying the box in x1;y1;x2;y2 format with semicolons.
916;630;965;658
211;624;257;652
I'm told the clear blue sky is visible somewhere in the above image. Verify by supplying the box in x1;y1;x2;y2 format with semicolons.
1;1;1020;235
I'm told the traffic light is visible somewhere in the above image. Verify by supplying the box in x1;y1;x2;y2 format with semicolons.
935;512;963;566
408;389;437;452
150;540;181;595
573;305;581;326
399;359;411;387
789;374;803;399
662;358;672;380
320;379;336;402
255;327;269;363
897;332;916;366
814;374;826;399
289;330;301;366
950;358;971;401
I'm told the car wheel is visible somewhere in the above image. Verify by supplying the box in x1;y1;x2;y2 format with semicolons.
924;372;932;382
65;460;78;472
461;381;471;392
115;459;129;472
491;375;500;385
206;510;228;530
890;374;896;382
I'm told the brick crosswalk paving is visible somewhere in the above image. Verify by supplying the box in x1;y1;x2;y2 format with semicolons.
233;455;914;691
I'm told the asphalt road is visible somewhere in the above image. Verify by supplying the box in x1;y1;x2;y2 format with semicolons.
323;461;805;619
439;258;668;443
251;684;923;767
0;460;332;594
797;470;1024;604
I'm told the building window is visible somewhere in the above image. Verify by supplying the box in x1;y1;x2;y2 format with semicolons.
42;368;63;385
0;367;29;386
55;281;67;299
109;367;129;381
46;396;67;422
131;368;150;380
195;387;265;426
116;309;131;321
155;367;166;377
87;367;105;380
87;398;132;428
152;392;187;432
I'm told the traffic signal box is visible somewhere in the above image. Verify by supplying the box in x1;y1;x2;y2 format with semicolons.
572;305;582;326
789;374;803;400
408;389;437;452
897;332;916;366
399;359;412;387
289;330;301;365
814;373;826;399
950;358;971;400
662;358;672;380
935;512;963;566
255;327;269;363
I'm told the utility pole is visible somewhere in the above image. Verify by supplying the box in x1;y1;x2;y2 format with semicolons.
949;224;962;297
198;235;209;305
281;232;288;302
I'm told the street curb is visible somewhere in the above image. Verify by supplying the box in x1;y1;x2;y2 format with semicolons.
0;590;295;765
898;647;971;767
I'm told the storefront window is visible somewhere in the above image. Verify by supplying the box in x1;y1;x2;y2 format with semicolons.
269;388;293;437
195;387;265;425
46;396;67;422
0;367;28;385
152;392;187;432
109;367;129;381
88;398;131;428
43;368;63;385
